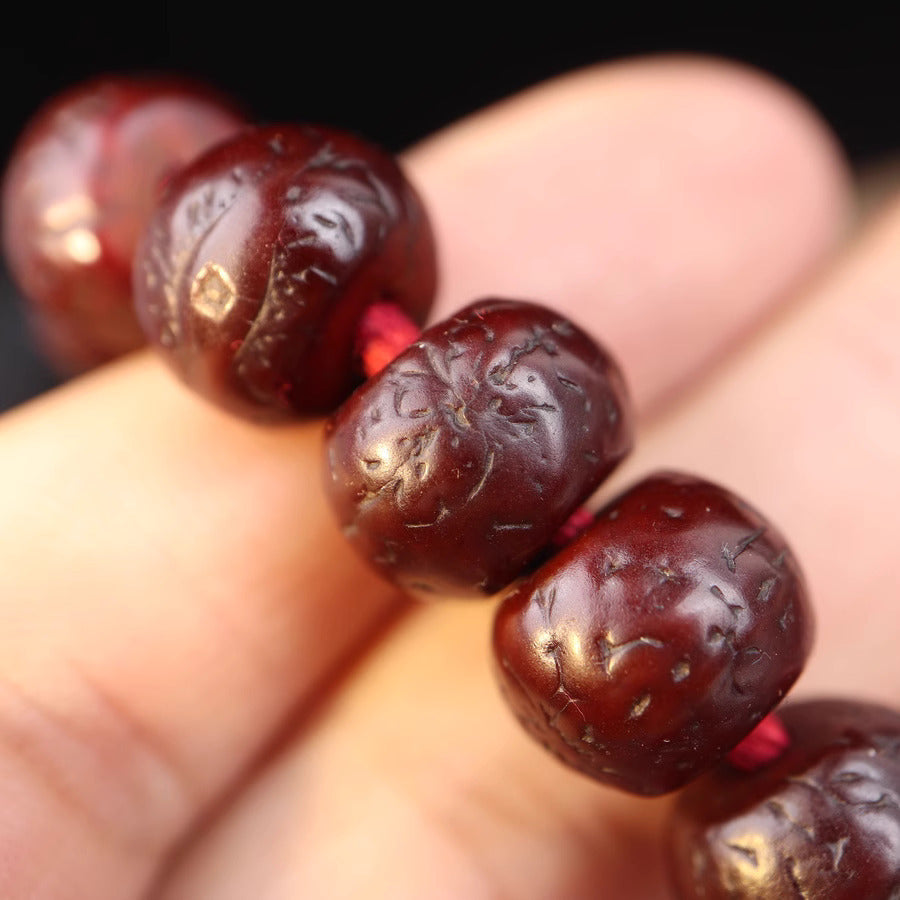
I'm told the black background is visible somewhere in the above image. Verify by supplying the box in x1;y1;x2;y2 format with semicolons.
2;9;899;408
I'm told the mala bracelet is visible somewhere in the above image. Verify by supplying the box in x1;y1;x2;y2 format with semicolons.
3;74;898;900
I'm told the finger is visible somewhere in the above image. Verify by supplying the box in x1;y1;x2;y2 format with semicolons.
0;361;404;898
155;60;849;900
159;603;674;900
414;55;849;412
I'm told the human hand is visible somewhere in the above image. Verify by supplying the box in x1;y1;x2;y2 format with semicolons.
0;56;879;898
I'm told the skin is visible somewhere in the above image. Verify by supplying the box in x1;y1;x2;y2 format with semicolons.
0;54;881;898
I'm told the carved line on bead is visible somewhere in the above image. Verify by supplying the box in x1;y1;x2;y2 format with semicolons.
766;799;817;842
709;584;745;618
783;857;808;900
465;450;494;503
594;633;665;677
826;836;849;872
446;317;495;345
487;326;561;388
354;425;440;516
778;597;795;633
534;586;589;735
726;842;759;868
628;693;652;719
795;762;900;819
404;500;450;529
722;527;766;573
306;148;396;223
757;576;777;604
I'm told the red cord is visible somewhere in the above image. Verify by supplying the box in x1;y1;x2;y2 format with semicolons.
357;302;422;377
727;712;790;771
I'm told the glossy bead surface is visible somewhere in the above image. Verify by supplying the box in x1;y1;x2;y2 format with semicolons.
134;125;437;421
492;472;812;795
668;699;900;899
2;75;245;372
324;299;633;595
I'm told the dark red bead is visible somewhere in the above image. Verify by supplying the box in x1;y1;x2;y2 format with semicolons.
133;125;437;421
667;699;900;899
323;298;632;595
492;471;813;795
1;75;245;372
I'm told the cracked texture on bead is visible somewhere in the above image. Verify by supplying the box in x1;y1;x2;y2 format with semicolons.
323;298;633;595
134;124;436;421
668;699;900;899
492;471;813;795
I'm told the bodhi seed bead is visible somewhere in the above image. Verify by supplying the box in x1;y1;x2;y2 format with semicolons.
492;471;813;796
133;124;437;421
323;297;633;596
